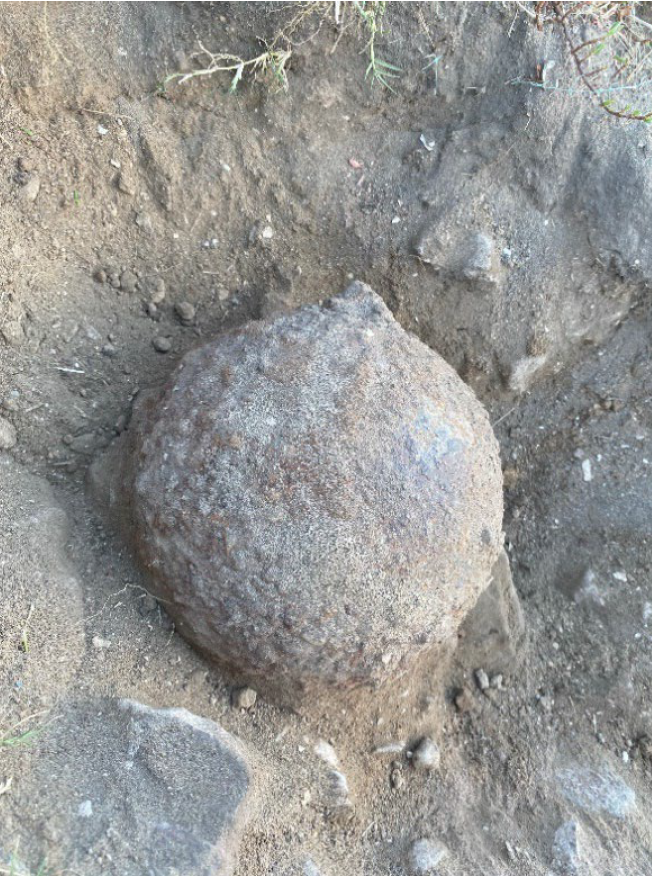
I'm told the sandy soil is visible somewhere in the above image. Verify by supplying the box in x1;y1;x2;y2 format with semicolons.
1;3;651;875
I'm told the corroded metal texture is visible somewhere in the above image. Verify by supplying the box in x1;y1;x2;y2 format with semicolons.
125;283;503;701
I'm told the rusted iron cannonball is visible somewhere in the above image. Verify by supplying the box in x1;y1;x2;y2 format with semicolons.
126;283;503;702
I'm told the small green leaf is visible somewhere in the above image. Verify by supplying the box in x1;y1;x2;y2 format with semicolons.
229;63;244;93
376;58;402;72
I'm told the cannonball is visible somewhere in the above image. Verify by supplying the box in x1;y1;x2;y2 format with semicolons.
125;283;503;701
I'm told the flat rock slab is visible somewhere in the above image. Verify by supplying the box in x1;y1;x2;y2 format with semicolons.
5;699;251;876
557;762;636;820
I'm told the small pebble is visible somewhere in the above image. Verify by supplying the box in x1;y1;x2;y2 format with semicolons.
120;270;138;294
552;820;581;873
408;838;449;875
175;301;196;325
78;800;93;818
372;742;405;755
326;769;352;815
152;336;172;354
94;268;107;284
0;416;17;450
475;668;490;691
581;459;593;482
149;278;166;304
69;432;97;454
231;686;257;710
146;302;159;320
490;673;504;690
315;740;340;769
92;636;111;649
101;343;118;358
390;766;404;790
411;737;441;772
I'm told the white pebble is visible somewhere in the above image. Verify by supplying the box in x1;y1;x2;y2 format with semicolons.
92;636;111;649
408;838;449;874
314;740;340;769
78;800;93;818
581;459;593;482
411;737;441;772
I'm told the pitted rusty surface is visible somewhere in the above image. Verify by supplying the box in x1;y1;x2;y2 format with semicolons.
125;283;503;700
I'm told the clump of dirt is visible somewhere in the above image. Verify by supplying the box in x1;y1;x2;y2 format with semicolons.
1;4;651;875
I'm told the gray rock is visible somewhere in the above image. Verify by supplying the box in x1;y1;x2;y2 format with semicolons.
408;838;449;874
175;301;196;325
552;820;582;875
152;336;172;353
69;431;97;455
149;277;166;303
117;283;503;703
475;668;490;691
0;416;17;449
460;231;495;282
120;270;138;294
9;698;251;875
456;549;526;675
1;318;25;348
231;686;257;710
415;227;497;286
411;737;441;772
557;762;636;819
326;769;352;814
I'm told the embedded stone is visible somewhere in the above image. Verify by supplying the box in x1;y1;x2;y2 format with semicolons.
121;283;503;702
